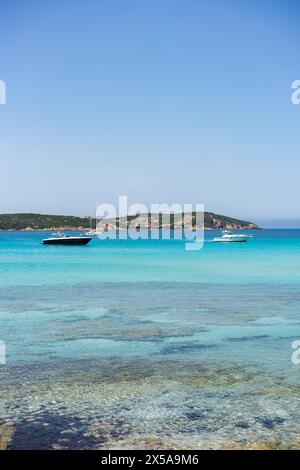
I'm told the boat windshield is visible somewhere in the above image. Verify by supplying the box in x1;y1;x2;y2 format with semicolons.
52;231;65;237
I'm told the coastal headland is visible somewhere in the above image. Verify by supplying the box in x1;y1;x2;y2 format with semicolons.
0;213;259;231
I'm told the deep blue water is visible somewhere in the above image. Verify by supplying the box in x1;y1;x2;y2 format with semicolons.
0;229;300;449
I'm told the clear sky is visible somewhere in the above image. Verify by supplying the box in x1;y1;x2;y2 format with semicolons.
0;0;300;227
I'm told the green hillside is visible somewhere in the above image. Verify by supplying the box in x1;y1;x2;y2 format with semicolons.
0;213;93;230
0;212;259;230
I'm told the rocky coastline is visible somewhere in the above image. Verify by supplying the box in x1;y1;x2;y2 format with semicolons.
0;212;259;231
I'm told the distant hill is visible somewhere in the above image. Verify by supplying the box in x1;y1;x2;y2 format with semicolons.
0;213;259;231
104;212;258;230
0;213;93;231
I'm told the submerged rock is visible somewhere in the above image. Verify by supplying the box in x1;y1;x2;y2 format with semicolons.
0;424;14;449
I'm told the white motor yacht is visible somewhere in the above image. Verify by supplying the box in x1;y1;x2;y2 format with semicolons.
213;230;252;243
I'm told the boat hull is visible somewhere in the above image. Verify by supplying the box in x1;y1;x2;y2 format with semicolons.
213;237;247;242
43;237;92;245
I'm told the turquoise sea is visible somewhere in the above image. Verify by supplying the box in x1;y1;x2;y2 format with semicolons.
0;229;300;449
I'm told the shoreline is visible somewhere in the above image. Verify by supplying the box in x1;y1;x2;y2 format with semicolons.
0;227;260;232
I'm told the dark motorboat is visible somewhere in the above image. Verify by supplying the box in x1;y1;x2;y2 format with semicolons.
43;232;92;245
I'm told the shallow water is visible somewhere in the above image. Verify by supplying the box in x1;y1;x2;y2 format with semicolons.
0;230;300;449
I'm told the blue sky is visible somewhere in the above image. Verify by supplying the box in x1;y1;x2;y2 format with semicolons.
0;0;300;227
